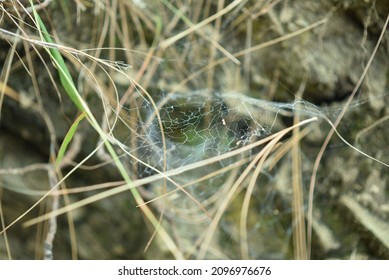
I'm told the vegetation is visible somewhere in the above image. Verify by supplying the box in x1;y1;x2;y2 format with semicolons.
0;0;388;260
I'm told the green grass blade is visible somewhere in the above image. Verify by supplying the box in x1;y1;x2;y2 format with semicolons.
30;3;84;112
29;2;183;258
55;112;86;167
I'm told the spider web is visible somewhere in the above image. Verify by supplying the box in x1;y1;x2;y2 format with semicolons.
121;91;317;174
110;90;320;259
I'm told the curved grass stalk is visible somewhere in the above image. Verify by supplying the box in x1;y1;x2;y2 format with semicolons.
306;14;389;258
28;4;184;259
197;117;317;259
240;135;283;259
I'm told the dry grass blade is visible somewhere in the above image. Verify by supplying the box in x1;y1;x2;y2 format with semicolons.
161;0;240;65
159;0;244;49
291;76;307;260
239;134;284;259
159;18;327;104
307;13;389;258
197;117;317;259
